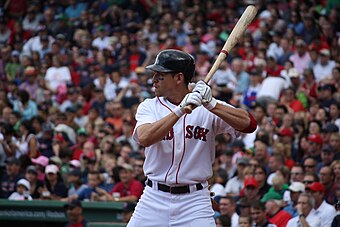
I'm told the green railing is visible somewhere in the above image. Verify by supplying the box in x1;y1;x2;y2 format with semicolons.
0;199;126;227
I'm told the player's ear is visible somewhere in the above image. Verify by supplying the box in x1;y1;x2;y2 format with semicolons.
174;72;185;85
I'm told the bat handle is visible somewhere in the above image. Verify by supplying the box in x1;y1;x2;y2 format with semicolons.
184;104;195;114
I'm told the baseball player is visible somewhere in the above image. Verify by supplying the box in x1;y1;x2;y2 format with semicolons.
127;49;257;227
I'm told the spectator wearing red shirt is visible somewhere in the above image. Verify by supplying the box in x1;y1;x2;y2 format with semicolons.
280;87;306;113
109;164;144;203
262;191;292;227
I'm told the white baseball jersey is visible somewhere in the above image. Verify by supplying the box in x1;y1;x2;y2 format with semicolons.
133;96;240;185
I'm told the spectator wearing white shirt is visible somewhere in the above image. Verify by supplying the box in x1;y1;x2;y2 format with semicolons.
312;49;336;82
218;196;239;227
287;193;321;227
307;182;337;227
92;26;112;51
22;7;42;33
22;26;54;57
45;55;71;92
8;178;33;200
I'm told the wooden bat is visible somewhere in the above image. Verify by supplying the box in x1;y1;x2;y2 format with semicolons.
184;5;258;113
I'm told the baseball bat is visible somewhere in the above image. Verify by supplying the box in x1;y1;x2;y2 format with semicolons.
184;5;258;113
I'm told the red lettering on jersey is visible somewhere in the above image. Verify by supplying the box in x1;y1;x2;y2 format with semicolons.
185;125;194;139
163;128;174;140
200;128;209;141
186;125;209;141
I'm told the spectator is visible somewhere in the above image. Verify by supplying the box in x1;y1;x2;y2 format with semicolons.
40;164;68;200
286;193;321;227
284;182;305;217
307;182;337;227
290;165;305;183
68;170;103;201
64;199;88;227
8;178;32;200
313;49;336;82
218;196;238;227
25;165;43;199
250;201;277;227
225;157;248;197
319;166;337;204
12;89;38;120
215;214;232;227
288;39;310;74
263;192;292;227
0;157;24;198
238;215;252;227
97;164;143;203
65;169;87;198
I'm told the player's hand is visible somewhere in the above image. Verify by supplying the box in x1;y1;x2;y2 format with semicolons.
192;80;217;110
173;92;202;117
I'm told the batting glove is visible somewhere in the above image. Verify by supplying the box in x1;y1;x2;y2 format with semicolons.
192;80;217;110
173;92;202;117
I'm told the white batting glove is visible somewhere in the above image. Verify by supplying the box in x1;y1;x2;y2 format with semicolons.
173;92;202;117
192;81;217;110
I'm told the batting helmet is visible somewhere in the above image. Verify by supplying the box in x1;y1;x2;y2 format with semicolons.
146;49;195;83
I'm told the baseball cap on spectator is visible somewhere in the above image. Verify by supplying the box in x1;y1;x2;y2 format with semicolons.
323;123;339;133
321;144;334;153
278;128;294;137
307;182;325;192
11;50;20;57
45;164;59;174
121;163;134;172
319;84;336;93
42;123;53;133
64;199;82;209
17;179;31;191
231;139;244;148
5;157;20;165
261;191;282;203
288;68;299;78
237;157;249;166
31;156;49;167
69;160;81;168
50;156;62;166
24;66;37;76
77;128;88;136
56;34;65;40
68;169;82;177
26;165;37;175
296;39;306;47
244;177;258;188
54;124;76;144
289;182;305;193
307;134;323;145
319;48;330;56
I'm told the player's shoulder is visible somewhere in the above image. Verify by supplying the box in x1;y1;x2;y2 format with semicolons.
140;97;158;105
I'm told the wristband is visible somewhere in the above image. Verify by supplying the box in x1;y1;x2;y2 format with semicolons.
173;106;185;118
204;98;217;110
299;214;305;218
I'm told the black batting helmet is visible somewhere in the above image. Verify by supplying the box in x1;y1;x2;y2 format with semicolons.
146;49;195;84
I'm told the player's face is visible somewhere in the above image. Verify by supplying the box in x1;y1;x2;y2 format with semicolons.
152;72;177;97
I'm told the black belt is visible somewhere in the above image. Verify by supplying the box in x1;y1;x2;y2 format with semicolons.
146;179;203;194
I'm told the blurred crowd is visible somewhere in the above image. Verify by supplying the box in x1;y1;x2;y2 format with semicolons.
0;0;339;226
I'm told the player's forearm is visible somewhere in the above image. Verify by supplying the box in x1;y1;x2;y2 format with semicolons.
211;103;256;132
137;113;179;147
